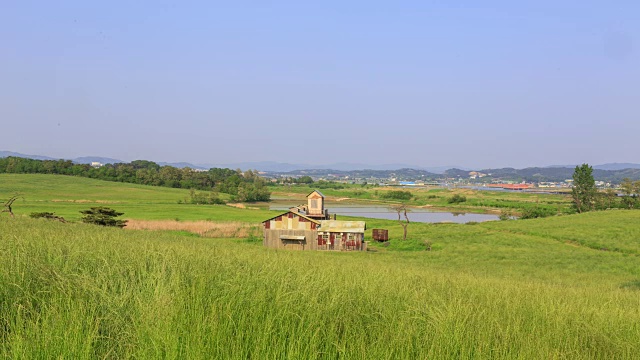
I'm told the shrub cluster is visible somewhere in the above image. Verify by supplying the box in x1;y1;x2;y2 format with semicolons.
447;194;467;204
29;212;66;222
313;180;345;190
188;189;225;205
498;209;513;221
381;191;413;201
519;207;556;219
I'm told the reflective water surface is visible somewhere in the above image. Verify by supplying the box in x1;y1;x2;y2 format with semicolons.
269;204;500;223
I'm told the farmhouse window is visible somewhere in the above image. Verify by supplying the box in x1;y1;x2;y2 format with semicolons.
279;235;305;240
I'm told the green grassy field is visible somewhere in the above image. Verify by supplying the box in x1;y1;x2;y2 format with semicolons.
0;174;276;222
2;174;640;358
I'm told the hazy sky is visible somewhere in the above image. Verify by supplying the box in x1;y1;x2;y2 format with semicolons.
2;1;638;168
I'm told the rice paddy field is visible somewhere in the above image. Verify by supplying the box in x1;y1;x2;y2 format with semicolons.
1;174;640;358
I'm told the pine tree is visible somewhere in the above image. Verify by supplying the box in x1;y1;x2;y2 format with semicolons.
80;207;127;228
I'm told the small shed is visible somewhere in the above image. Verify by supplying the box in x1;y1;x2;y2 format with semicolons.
372;229;389;242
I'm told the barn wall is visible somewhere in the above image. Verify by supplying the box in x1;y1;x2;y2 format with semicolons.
263;229;319;251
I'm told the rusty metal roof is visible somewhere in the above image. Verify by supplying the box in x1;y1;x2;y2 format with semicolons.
318;220;366;233
307;189;325;198
262;211;320;224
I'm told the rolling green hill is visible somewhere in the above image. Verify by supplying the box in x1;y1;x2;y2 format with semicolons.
0;173;275;222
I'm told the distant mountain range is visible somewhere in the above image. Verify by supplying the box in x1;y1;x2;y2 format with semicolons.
200;161;469;173
156;162;208;170
0;152;466;172
0;151;59;161
548;163;640;171
592;163;640;171
2;151;639;177
73;156;125;165
0;151;126;165
0;151;208;170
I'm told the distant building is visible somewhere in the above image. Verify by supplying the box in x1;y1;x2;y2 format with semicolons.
90;162;103;168
262;190;366;251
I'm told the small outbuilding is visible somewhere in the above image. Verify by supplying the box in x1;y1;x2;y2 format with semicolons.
372;229;389;242
316;220;366;251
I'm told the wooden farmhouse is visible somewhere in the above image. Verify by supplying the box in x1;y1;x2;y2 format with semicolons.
262;190;367;251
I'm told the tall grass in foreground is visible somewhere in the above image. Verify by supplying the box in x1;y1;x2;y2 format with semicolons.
2;218;640;359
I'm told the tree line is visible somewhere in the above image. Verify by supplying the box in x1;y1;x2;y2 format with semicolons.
0;157;270;202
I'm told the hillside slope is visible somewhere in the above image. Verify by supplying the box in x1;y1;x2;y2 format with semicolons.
0;174;275;221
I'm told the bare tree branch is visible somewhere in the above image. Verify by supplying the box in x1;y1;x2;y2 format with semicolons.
390;204;411;240
2;194;22;218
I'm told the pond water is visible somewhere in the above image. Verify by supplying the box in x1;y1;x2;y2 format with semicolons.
269;204;500;224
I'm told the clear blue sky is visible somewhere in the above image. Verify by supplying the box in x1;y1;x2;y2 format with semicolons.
2;1;638;168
